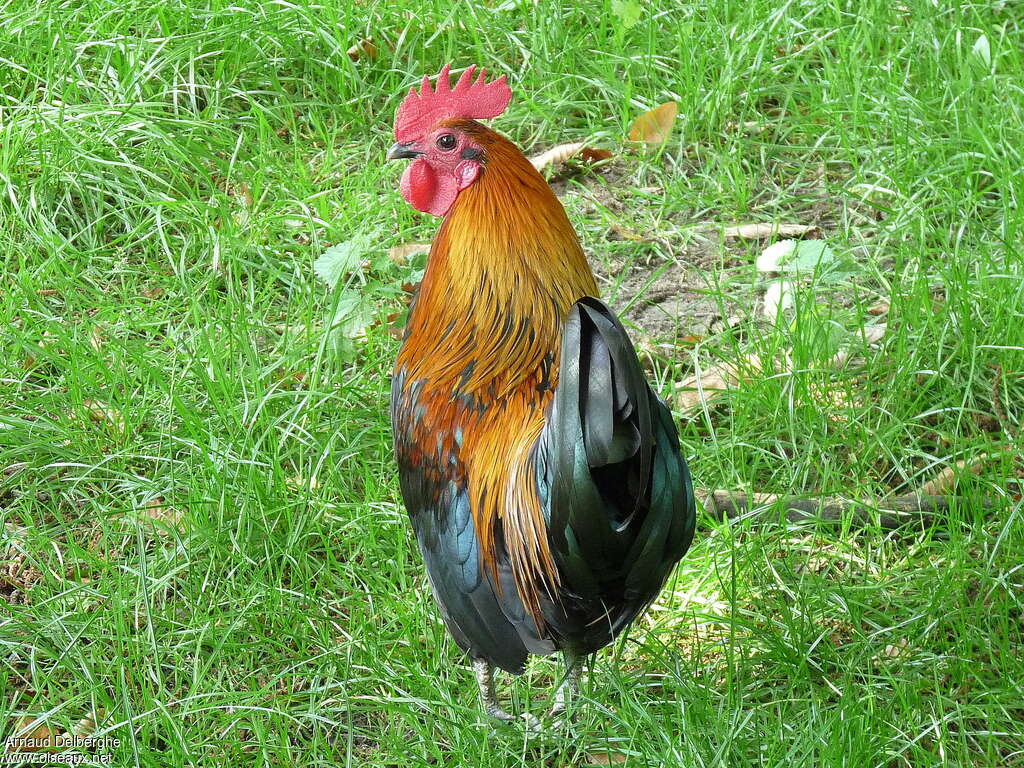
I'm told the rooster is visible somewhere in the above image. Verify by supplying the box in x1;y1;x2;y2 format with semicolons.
387;65;696;726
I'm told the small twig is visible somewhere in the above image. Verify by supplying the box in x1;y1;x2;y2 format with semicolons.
698;490;999;531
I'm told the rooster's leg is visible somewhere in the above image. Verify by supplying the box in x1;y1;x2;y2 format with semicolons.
472;657;540;729
549;650;583;718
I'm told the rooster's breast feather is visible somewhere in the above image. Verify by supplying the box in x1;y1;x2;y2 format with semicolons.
391;368;555;673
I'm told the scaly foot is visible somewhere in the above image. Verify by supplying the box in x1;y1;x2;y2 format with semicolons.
473;657;541;730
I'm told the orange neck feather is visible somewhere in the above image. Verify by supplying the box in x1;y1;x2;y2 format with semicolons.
398;120;597;393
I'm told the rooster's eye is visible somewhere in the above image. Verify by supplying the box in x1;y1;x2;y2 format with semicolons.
436;134;457;151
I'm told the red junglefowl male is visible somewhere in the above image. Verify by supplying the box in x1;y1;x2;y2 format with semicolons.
387;65;696;727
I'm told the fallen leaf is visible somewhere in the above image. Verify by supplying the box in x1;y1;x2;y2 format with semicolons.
73;714;99;737
867;302;889;316
287;475;321;490
236;181;253;208
763;280;795;322
142;285;164;299
580;147;614;163
882;639;908;658
530;143;614;172
9;718;65;752
674;353;764;411
272;369;307;389
725;120;766;134
628;101;678;145
585;749;628;765
37;288;58;297
830;324;887;368
608;222;649;242
756;239;837;273
972;34;991;67
377;309;408;339
723;222;817;240
89;326;104;353
270;323;310;335
917;456;988;496
139;497;183;530
388;242;431;266
776;45;806;57
529;142;585;171
347;38;378;62
82;399;123;431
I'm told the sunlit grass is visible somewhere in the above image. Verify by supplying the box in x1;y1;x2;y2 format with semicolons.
1;0;1022;766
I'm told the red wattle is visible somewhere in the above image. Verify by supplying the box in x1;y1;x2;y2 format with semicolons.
400;158;458;218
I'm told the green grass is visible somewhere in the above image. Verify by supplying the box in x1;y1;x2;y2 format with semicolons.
2;0;1022;765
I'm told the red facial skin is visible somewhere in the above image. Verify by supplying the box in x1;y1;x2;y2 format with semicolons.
399;126;485;218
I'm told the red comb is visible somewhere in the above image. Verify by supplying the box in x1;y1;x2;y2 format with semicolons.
394;64;512;143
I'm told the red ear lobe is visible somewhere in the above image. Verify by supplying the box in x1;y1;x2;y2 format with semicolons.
454;161;480;191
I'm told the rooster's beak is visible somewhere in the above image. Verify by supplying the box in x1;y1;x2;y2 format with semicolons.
387;142;423;161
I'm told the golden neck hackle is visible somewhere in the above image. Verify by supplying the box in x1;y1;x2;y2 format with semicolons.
398;120;597;395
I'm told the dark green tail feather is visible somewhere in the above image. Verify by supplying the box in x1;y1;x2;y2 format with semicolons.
539;297;696;652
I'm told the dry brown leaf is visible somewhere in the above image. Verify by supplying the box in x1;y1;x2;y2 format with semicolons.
830;324;887;368
73;714;99;737
867;302;890;316
917;456;988;496
140;497;183;530
580;147;614;163
286;475;321;490
678;324;886;411
272;369;307;389
236;181;254;208
41;330;61;351
37;288;58;297
82;399;123;431
529;142;585;171
882;639;908;658
89;326;104;353
628;101;678;145
9;717;65;752
674;354;763;411
142;285;164;300
585;750;628;765
385;310;407;340
388;242;431;266
726;120;766;134
347;38;378;62
231;182;253;226
722;222;817;239
530;143;614;171
608;222;649;242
